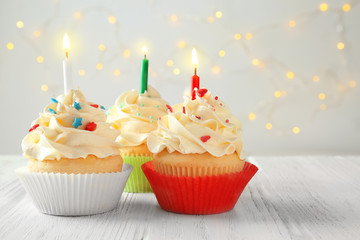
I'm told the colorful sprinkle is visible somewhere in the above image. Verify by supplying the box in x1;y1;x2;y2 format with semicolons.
200;135;211;143
158;117;161;120
166;105;173;113
197;88;208;97
155;105;159;108
73;101;81;111
100;105;105;110
90;104;99;108
72;117;83;128
149;116;153;119
220;103;223;106
148;95;151;98
195;116;201;120
48;108;56;114
119;103;125;109
28;124;39;132
150;120;153;123
51;98;58;103
137;112;141;116
182;106;186;114
141;103;145;107
85;122;97;131
225;119;229;123
156;118;159;120
215;96;218;100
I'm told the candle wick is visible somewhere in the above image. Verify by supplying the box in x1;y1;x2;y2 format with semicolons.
66;51;69;60
194;67;197;75
144;54;147;59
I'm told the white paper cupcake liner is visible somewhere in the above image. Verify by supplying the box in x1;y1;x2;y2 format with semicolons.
15;164;133;216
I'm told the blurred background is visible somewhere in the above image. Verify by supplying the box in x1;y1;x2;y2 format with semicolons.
1;0;359;155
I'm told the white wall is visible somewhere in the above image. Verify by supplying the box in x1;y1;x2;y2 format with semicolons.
1;0;359;155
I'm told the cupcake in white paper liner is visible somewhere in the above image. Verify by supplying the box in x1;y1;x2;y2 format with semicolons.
16;164;133;216
19;89;129;216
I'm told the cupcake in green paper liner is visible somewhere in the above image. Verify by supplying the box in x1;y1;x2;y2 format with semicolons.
107;86;169;192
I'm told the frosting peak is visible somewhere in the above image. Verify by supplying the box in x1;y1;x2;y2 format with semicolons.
147;88;244;158
107;86;169;146
22;89;121;160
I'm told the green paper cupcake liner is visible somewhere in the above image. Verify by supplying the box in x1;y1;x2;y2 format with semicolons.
121;154;153;193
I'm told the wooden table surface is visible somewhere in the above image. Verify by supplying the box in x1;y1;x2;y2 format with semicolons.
0;155;359;240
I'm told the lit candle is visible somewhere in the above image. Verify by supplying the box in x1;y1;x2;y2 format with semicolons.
191;48;200;100
63;33;72;94
140;46;149;94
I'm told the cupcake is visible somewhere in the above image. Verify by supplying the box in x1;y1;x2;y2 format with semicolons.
17;89;133;216
143;88;258;214
107;86;169;192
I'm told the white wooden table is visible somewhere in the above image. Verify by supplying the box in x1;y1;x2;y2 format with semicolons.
0;155;359;240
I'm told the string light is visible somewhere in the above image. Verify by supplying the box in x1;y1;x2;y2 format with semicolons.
215;11;223;19
313;75;320;82
337;42;344;50
41;84;48;92
320;104;327;110
98;44;106;51
318;93;326;100
265;123;272;130
167;60;174;67
36;56;44;63
96;63;103;70
123;49;131;58
78;69;86;76
337;84;345;92
342;4;351;12
245;33;253;40
292;127;300;134
173;68;180;75
113;69;120;76
212;65;221;74
234;33;241;40
274;91;282;98
170;14;178;22
108;16;116;24
207;16;214;23
218;50;226;57
288;20;296;28
16;21;24;29
348;80;356;88
6;42;14;50
73;12;81;19
252;59;260;66
286;71;295;79
177;41;186;48
248;113;256;120
33;31;40;38
319;3;328;12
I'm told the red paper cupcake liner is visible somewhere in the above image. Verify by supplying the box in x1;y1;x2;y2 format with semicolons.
141;161;258;215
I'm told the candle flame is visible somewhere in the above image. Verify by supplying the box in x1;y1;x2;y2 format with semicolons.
142;45;148;56
192;48;198;68
63;33;70;52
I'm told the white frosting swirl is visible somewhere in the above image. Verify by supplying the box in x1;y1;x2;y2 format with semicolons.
22;89;121;161
107;86;169;146
147;88;244;157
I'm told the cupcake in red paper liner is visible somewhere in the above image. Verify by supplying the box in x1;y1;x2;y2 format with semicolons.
143;88;258;214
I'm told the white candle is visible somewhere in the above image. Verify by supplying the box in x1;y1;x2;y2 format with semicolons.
62;33;72;94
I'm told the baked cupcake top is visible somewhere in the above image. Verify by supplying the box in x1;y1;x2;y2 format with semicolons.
107;86;169;147
147;88;244;157
22;89;121;161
